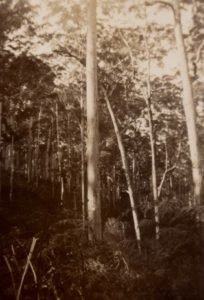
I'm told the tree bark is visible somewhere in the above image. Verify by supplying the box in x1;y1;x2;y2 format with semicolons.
86;0;102;240
103;89;141;253
145;96;160;239
80;96;86;229
173;0;202;206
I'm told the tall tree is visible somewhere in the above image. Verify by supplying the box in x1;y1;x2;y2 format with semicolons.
86;0;102;240
146;0;202;206
173;0;202;206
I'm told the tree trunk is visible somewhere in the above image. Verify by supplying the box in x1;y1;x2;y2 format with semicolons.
145;96;160;240
9;135;14;202
104;90;141;253
51;117;55;200
27;117;33;183
86;0;102;240
35;106;42;187
55;102;61;178
45;126;51;180
143;23;160;239
67;107;71;194
0;102;2;199
80;96;86;228
55;102;63;205
173;0;202;206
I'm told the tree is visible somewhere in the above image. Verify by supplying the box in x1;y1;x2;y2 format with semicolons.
86;0;102;240
146;0;202;207
103;88;141;252
173;0;202;206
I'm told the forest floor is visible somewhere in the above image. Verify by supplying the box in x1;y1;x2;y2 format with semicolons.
0;181;204;300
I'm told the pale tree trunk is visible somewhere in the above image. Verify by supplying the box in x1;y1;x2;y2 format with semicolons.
146;0;202;206
145;96;160;240
103;89;141;253
120;27;160;239
143;23;160;240
173;0;202;206
60;176;64;206
132;153;136;196
86;0;102;240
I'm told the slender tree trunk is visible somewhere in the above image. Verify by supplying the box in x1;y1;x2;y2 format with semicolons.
51;117;55;200
112;165;117;207
60;176;64;206
132;153;136;195
104;90;141;253
80;96;86;228
145;96;160;240
173;0;202;206
67;107;71;194
35;106;42;187
27;117;33;183
143;23;160;239
119;23;160;239
45;127;51;180
86;0;102;240
55;102;63;205
0;102;2;199
9;135;14;202
55;102;61;177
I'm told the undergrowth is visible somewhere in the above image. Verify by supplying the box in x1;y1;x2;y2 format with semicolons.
0;194;204;300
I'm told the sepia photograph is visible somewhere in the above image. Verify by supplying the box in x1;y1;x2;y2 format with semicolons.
0;0;203;299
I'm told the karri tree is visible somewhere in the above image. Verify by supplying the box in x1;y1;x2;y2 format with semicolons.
86;0;102;240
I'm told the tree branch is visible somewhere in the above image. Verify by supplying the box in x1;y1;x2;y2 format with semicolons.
55;47;85;67
145;0;175;11
118;30;135;69
195;40;204;64
158;165;176;198
157;142;181;198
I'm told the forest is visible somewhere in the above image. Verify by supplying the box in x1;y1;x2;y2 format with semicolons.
0;0;204;299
